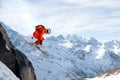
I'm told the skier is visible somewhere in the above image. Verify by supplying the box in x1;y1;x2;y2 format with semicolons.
32;25;50;48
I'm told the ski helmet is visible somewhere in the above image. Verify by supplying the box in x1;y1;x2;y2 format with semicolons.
47;28;51;34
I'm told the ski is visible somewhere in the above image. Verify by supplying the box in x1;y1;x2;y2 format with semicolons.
23;39;49;56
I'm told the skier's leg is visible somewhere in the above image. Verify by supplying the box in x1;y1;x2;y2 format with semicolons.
35;40;40;48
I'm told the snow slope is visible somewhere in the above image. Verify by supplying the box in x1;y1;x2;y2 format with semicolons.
2;22;120;80
0;61;19;80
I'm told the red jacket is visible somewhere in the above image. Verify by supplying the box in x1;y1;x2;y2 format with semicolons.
33;26;47;41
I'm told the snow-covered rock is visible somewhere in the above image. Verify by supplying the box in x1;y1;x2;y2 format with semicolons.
85;68;120;80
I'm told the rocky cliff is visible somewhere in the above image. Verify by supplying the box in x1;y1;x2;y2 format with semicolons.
0;23;36;80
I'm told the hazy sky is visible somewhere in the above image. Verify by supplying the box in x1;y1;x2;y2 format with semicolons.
0;0;120;42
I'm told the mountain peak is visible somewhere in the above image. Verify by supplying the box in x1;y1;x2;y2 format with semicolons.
57;35;64;40
88;37;101;46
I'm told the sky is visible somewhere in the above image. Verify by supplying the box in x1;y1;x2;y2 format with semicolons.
0;0;120;42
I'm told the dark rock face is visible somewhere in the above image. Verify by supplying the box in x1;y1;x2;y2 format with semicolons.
0;23;36;80
11;47;36;80
0;31;17;74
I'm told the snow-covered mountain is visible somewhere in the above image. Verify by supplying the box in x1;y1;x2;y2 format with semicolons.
2;22;120;80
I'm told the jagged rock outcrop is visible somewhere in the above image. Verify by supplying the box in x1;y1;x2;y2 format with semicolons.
82;68;120;80
0;23;36;80
96;68;120;78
